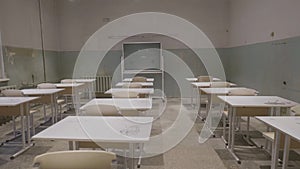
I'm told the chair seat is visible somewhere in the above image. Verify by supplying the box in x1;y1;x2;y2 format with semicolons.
262;132;274;141
57;99;65;104
223;110;229;117
262;131;300;149
30;109;39;115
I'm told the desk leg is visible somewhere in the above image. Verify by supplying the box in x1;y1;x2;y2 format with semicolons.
10;104;32;159
50;97;55;124
26;103;31;145
69;141;75;150
20;105;25;149
191;86;194;108
282;135;290;169
52;94;58;122
129;143;136;169
227;106;233;148
74;88;80;115
227;107;240;163
271;130;281;169
230;107;236;151
88;83;92;100
137;143;143;168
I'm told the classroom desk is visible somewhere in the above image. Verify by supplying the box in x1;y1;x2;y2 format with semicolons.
191;82;237;88
190;82;237;108
200;87;250;95
256;116;300;169
105;88;154;95
200;87;255;110
0;97;39;159
54;83;85;115
115;82;154;87
32;116;153;169
80;98;152;112
185;77;221;82
21;89;64;123
218;96;298;163
123;78;154;82
62;79;96;99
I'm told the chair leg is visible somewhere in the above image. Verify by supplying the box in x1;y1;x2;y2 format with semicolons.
12;116;17;137
31;113;35;135
246;116;250;141
222;114;226;138
59;104;63;120
43;105;47;122
124;149;128;169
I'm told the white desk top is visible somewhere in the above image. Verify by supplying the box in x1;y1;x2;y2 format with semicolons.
80;98;152;110
22;89;64;95
256;116;300;142
54;83;85;88
0;78;10;82
0;97;39;106
115;82;153;87
186;77;221;82
105;88;154;94
123;78;154;82
32;116;153;143
191;82;237;87
200;87;250;95
218;96;298;108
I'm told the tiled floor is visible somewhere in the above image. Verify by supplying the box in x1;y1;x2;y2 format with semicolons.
0;98;299;169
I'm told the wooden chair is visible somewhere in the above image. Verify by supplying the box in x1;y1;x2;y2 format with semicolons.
32;150;116;169
210;82;230;88
132;76;147;82
262;105;300;153
222;88;261;144
79;104;129;166
1;89;39;135
197;76;212;82
37;83;67;121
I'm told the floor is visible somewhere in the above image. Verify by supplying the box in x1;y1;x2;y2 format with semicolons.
0;98;299;169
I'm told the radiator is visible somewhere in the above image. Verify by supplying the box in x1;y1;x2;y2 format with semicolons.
95;76;112;93
0;85;17;93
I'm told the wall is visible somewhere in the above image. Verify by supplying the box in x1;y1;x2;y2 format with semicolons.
229;0;300;47
57;0;229;51
56;0;229;97
226;0;300;102
0;0;61;87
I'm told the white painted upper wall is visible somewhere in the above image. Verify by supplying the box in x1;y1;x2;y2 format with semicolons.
0;0;41;49
229;0;300;47
0;0;60;51
57;0;230;51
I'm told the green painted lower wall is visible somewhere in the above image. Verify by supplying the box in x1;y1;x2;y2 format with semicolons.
2;46;60;88
4;36;300;101
223;36;300;102
58;48;211;97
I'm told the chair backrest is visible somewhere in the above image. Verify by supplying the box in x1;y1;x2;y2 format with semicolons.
228;88;258;96
210;82;230;88
1;89;24;97
33;150;116;169
291;105;300;116
61;79;76;83
197;76;212;82
112;91;139;98
132;76;147;82
122;83;142;88
81;104;120;116
37;83;57;89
